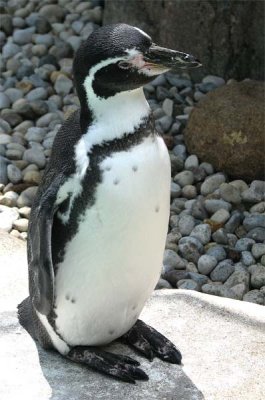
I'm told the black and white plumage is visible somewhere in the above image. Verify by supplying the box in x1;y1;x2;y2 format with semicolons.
18;23;200;383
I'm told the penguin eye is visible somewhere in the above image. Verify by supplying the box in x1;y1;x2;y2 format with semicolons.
118;61;131;70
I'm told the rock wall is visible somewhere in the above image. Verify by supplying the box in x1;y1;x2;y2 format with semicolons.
103;0;265;81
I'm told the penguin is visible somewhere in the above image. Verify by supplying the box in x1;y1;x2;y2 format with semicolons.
18;23;201;383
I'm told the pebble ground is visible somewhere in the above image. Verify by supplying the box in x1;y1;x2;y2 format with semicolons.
0;0;264;305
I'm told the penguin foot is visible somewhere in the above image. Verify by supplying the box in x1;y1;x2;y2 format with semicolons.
67;346;149;383
120;319;182;364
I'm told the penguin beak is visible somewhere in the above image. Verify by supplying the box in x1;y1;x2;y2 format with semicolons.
144;44;201;70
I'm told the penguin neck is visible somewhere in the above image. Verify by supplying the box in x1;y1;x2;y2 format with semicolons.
80;86;151;145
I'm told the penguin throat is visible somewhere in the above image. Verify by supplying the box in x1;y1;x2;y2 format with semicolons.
86;87;150;138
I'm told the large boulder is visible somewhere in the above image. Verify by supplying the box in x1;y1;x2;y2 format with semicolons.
103;0;265;81
184;81;265;181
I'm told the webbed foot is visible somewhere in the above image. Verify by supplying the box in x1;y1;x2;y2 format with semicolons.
120;319;182;364
67;346;149;383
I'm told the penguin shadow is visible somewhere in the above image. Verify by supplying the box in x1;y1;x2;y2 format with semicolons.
35;339;205;400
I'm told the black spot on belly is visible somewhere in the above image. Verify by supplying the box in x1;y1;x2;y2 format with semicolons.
113;178;120;185
132;165;138;172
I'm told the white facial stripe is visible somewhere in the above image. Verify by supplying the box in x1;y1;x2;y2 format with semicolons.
134;26;151;40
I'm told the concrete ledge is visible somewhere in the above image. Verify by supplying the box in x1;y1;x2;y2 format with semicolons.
1;232;264;400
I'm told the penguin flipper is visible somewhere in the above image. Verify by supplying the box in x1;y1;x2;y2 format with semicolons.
120;319;182;364
28;173;65;316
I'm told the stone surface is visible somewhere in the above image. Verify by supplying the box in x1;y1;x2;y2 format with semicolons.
185;81;265;181
104;1;264;81
1;232;265;400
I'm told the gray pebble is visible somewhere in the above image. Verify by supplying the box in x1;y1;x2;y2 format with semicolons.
26;87;48;102
178;214;195;236
250;265;265;289
174;170;194;187
212;228;228;245
23;148;46;169
172;144;187;160
243;214;265;231
220;183;241;204
179;236;204;253
17;186;38;208
241;251;255;267
201;283;239;300
155;278;172;290
13;218;28;232
25;127;46;143
202;75;225;87
224;211;242;233
162;98;173;117
204;199;232;214
198;254;217;275
200;173;226;195
2;43;21;59
0;191;18;207
182;185;197;199
163;270;190;287
235;238;256;252
7;164;22;184
243;290;264;305
184;155;199;170
188;272;208;286
170;182;181;199
4;88;23;103
0;205;19;232
0;93;11;109
177;279;200;291
246;227;265;242
156;115;173;133
190;223;211;245
156;86;170;100
210;209;230;224
0;156;8;184
252;243;265;259
163;249;186;272
224;264;250;289
191;197;208;220
210;259;235;282
13;27;34;45
178;238;202;263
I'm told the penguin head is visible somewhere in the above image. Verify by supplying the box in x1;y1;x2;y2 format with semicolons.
73;23;201;100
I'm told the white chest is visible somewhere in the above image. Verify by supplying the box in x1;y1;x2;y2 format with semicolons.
52;135;170;348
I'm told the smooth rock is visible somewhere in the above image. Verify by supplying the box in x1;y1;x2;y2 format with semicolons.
210;260;235;282
178;214;195;236
241;251;255;267
250;265;265;289
235;238;256;252
252;244;265;259
17;186;38;208
0;205;19;232
13;218;28;232
0;191;18;207
163;249;186;271
177;279;200;291
212;228;228;245
246;227;265;242
198;254;217;275
0;93;11;109
204;199;232;214
190;224;211;245
23;149;46;169
210;209;230;224
7;164;22;184
200;173;226;196
170;182;181;199
243;290;265;305
243;214;265;231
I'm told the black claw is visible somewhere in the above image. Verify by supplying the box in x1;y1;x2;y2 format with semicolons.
67;346;147;383
121;319;182;365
